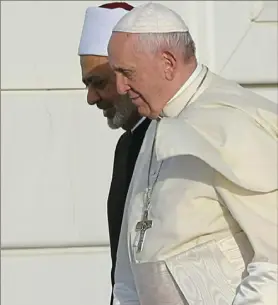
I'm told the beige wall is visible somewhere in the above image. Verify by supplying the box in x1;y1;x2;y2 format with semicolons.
1;1;277;305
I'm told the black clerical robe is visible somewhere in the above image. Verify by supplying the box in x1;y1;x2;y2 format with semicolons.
107;118;151;303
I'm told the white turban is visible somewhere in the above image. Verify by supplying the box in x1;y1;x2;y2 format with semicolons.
113;2;189;34
78;6;129;56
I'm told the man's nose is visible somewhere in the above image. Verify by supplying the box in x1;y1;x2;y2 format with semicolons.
87;87;100;105
116;74;129;95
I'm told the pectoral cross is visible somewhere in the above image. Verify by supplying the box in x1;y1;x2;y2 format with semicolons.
135;210;153;253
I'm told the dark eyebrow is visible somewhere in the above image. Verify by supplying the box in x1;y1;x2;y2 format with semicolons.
82;74;104;87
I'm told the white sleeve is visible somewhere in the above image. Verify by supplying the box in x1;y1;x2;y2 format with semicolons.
215;178;278;305
113;202;139;305
232;262;277;305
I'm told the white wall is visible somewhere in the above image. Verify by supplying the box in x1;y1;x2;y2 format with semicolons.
1;1;277;305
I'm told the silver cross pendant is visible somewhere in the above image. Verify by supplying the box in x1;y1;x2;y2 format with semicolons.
135;210;153;253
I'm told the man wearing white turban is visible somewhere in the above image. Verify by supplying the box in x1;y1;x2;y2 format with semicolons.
108;3;278;305
78;3;150;304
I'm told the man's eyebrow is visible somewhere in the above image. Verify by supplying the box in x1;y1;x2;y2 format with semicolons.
113;66;134;74
82;74;104;86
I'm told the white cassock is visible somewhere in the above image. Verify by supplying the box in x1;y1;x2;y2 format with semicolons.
113;64;278;305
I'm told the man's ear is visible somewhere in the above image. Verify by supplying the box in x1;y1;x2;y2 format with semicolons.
162;51;177;81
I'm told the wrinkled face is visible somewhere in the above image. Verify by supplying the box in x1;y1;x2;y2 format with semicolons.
80;55;137;129
108;32;170;118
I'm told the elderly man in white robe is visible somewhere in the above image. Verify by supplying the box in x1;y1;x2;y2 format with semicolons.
107;3;278;305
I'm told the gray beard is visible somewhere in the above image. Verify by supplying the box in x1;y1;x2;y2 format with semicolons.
105;95;137;130
107;110;128;129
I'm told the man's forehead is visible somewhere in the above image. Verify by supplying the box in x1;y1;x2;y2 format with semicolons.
109;31;133;49
80;55;110;78
80;55;108;70
108;32;137;68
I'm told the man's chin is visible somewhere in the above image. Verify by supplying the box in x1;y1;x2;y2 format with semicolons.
103;110;123;129
105;99;136;130
107;117;123;130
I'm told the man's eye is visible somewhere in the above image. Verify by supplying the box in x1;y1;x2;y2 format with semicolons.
116;68;133;79
90;80;107;89
122;71;133;79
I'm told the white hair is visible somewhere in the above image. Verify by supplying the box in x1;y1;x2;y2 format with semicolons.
136;31;196;61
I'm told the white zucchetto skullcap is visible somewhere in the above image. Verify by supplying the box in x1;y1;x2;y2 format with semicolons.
113;2;189;34
78;7;129;56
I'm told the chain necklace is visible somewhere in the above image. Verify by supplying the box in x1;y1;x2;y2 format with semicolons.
135;120;162;253
134;66;209;253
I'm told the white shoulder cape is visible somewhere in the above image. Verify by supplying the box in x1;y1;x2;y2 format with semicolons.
156;82;277;193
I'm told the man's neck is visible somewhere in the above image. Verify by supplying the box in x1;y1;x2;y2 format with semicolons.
168;60;198;105
160;63;207;118
131;117;146;132
152;58;198;118
122;112;142;131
